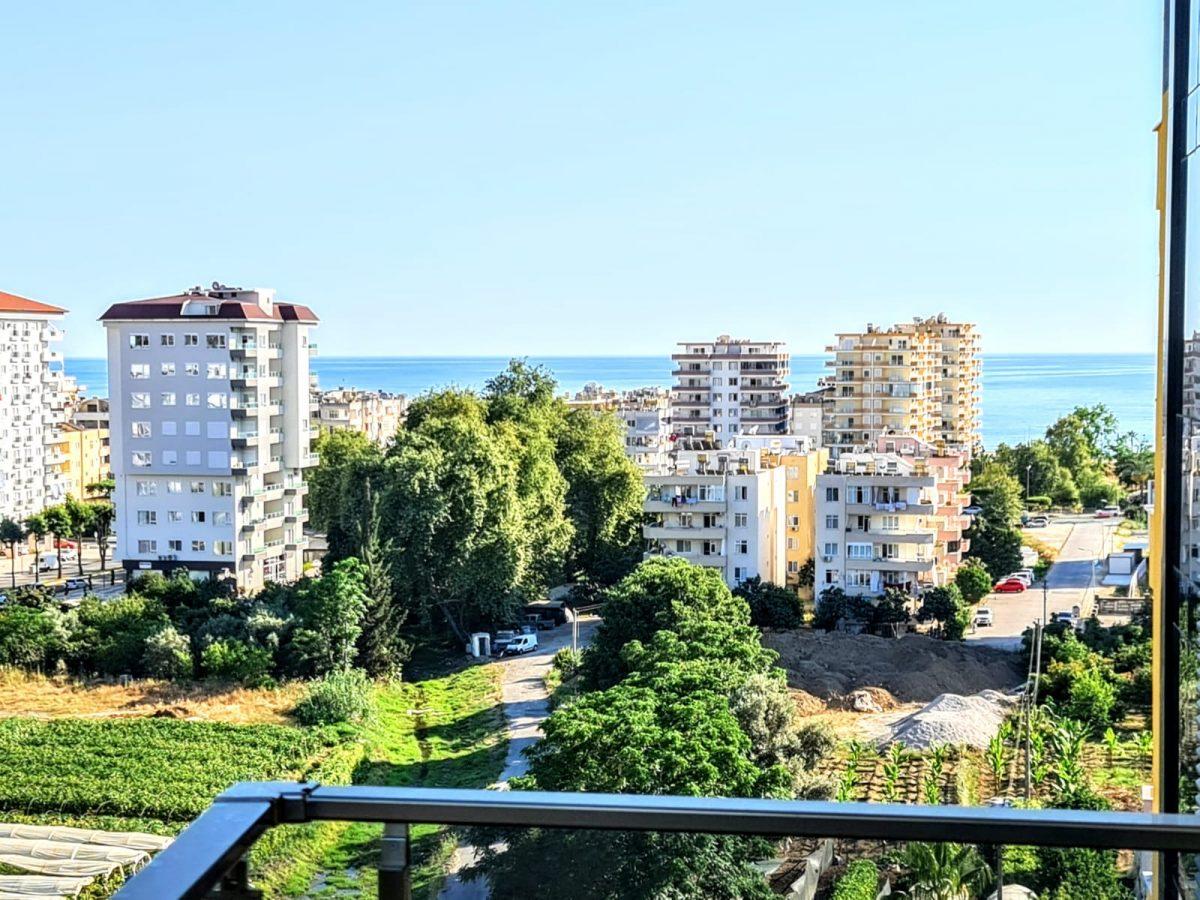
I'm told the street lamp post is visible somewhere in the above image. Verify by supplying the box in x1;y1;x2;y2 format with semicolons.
1026;464;1033;500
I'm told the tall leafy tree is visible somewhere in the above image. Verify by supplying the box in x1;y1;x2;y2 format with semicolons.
355;483;409;677
307;430;383;563
88;501;115;571
62;496;95;577
40;504;71;581
289;558;369;675
554;407;645;584
22;514;47;585
0;518;25;589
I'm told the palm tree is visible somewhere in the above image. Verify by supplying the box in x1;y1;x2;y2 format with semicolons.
894;842;991;900
0;518;24;588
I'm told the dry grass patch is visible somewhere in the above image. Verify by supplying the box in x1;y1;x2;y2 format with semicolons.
0;668;304;725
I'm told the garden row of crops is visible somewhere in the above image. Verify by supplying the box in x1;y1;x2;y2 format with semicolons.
0;717;336;820
819;741;967;806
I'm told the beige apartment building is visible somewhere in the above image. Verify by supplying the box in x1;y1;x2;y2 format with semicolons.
823;315;981;458
670;336;790;437
317;389;406;446
771;447;829;592
814;436;970;598
55;423;111;500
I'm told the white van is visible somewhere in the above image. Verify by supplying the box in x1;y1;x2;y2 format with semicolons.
28;553;59;573
503;634;539;656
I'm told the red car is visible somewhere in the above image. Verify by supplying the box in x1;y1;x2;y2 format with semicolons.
994;578;1027;593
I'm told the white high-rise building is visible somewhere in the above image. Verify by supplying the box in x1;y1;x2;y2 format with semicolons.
617;388;673;473
643;442;786;587
101;284;319;592
670;336;790;438
0;291;71;522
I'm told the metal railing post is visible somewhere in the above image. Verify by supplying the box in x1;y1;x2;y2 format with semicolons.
378;822;411;900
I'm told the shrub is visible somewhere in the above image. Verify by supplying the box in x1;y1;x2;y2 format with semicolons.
201;638;274;687
67;596;169;677
1061;666;1117;731
954;559;992;604
733;577;805;628
142;626;193;680
0;606;66;669
831;859;880;900
552;648;582;678
1026;495;1053;510
293;668;375;726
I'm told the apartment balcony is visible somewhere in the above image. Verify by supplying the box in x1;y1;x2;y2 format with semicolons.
853;557;935;572
846;501;935;515
671;399;710;408
860;530;935;545
284;509;308;525
120;783;1200;900
230;456;258;475
643;525;725;540
308;343;318;356
644;498;724;514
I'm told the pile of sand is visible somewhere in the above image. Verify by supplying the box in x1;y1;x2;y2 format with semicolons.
763;631;1025;703
886;690;1018;749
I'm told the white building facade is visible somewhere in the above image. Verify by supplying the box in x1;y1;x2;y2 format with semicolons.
670;336;790;438
643;445;786;587
102;284;318;592
617;388;673;473
0;291;71;522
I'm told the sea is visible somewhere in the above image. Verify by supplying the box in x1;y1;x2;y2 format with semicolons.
64;353;1155;450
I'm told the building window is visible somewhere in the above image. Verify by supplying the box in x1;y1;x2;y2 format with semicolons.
161;392;176;406
213;511;231;526
825;515;839;529
735;540;748;554
674;540;692;553
184;420;200;436
847;571;872;588
734;513;748;527
825;487;839;502
168;539;182;551
129;334;149;348
131;421;151;438
824;569;838;584
168;511;182;523
206;334;226;349
215;541;233;555
130;364;149;379
186;393;200;406
787;537;797;550
161;363;176;376
167;480;182;494
184;333;198;346
733;567;746;582
192;540;206;552
130;392;150;408
207;363;227;379
132;451;152;467
734;486;748;501
137;539;156;554
161;334;175;347
190;481;206;494
212;482;232;497
162;421;177;436
787;560;799;574
185;363;200;376
823;542;839;557
162;450;178;466
881;543;899;559
135;481;156;496
848;543;872;559
136;510;156;525
191;511;206;524
207;392;227;409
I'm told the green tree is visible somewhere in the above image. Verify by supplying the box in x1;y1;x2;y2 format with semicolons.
554;407;645;584
919;585;968;641
1075;466;1123;510
40;504;71;581
993;440;1079;507
22;513;47;586
85;478;115;500
970;461;1023;525
730;672;834;797
0;518;25;589
582;557;751;689
1112;432;1153;492
289;558;370;676
306;430;384;563
67;596;169;676
0;606;66;669
62;496;95;577
954;558;992;604
873;588;911;626
87;501;115;571
964;520;1023;584
354;485;409;678
734;576;805;628
1046;404;1119;471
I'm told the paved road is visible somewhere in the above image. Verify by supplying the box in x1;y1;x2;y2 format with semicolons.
968;515;1121;651
438;615;599;900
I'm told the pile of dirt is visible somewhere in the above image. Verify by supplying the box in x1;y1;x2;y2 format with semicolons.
789;688;826;717
763;630;1025;703
830;686;899;712
886;690;1018;749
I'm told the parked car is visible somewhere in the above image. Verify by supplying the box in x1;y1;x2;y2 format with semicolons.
974;607;994;627
1095;505;1122;519
492;629;519;656
63;578;88;594
994;578;1027;593
1024;516;1049;528
1051;611;1082;631
964;505;982;516
503;634;539;656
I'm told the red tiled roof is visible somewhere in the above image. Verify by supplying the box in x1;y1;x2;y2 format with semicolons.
0;290;67;315
98;293;318;324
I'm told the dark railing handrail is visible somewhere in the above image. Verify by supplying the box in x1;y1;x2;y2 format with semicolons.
117;781;1200;899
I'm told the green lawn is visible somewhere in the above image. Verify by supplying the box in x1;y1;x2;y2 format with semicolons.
255;665;507;898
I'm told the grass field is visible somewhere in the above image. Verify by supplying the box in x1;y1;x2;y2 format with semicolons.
259;665;507;899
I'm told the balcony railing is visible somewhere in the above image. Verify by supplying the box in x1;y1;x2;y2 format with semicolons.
117;783;1200;900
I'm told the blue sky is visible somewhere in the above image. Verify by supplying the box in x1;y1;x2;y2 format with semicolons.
0;2;1161;358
